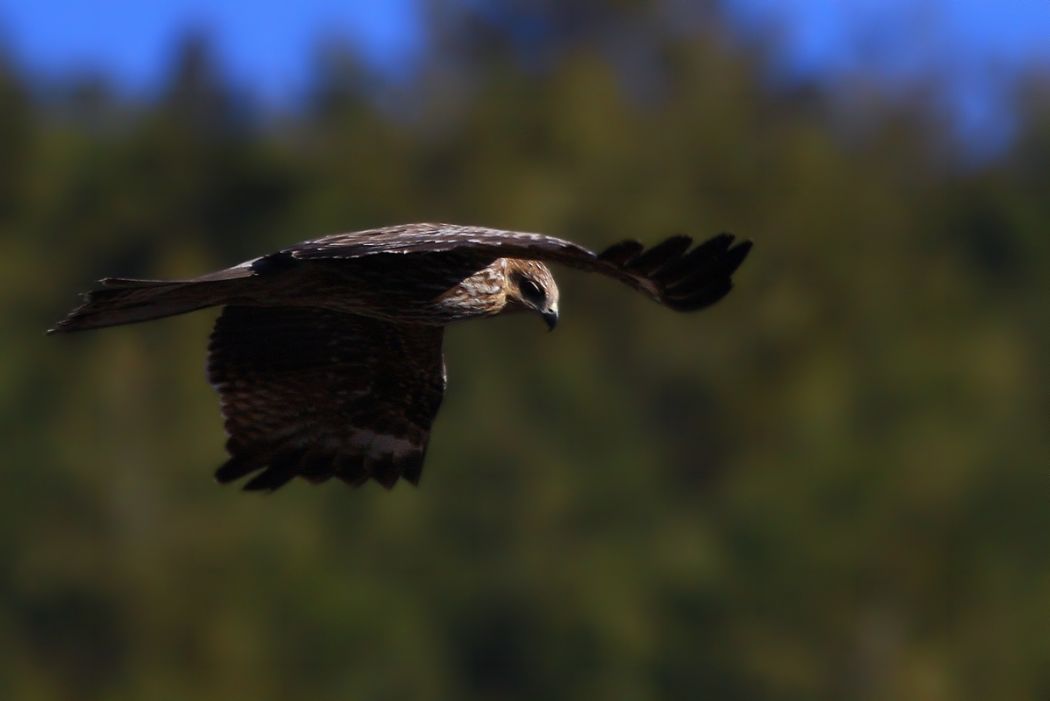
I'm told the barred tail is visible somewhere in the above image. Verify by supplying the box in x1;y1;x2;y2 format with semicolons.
48;277;238;334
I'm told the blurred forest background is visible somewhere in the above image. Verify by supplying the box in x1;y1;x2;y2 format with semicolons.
2;2;1049;699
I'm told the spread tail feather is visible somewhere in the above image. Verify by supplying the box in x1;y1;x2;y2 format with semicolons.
48;278;238;334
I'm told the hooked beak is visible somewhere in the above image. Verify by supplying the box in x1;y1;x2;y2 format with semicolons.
541;308;559;331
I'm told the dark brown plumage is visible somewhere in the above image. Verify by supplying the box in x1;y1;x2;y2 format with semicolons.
50;223;752;491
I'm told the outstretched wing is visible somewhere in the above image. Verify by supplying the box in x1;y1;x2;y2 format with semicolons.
287;223;752;312
206;306;445;491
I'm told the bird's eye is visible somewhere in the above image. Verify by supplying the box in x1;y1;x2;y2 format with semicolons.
518;277;545;303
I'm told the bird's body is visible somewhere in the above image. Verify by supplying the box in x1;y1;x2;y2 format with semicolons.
51;223;751;492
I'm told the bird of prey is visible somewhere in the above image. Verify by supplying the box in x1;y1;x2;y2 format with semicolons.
51;223;752;492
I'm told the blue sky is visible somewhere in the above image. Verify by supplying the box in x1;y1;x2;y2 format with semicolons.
2;0;1049;146
726;0;1050;148
0;0;423;96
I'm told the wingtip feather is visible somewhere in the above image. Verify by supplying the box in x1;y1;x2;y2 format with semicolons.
597;240;645;266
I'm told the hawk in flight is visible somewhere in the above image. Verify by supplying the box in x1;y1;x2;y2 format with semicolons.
51;223;752;492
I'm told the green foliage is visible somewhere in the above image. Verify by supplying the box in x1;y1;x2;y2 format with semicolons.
2;6;1048;699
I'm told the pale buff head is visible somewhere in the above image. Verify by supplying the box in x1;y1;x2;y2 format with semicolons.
502;259;560;330
436;257;559;327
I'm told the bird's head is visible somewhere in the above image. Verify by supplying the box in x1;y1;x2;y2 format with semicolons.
504;259;560;330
